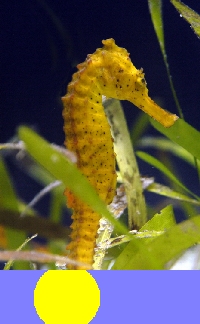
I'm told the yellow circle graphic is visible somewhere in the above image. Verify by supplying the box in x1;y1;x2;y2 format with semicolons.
34;270;100;324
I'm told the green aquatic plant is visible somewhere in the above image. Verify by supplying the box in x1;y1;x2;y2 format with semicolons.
1;0;200;269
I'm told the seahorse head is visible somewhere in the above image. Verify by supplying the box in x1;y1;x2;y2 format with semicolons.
91;38;148;101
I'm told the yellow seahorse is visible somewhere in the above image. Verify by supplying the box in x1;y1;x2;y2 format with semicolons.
62;38;178;269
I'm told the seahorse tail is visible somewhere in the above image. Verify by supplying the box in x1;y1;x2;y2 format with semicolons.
66;206;101;270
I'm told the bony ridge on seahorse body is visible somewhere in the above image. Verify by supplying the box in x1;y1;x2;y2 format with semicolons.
62;38;178;270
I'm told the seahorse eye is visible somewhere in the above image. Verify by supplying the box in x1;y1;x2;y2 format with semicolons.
141;77;146;84
136;76;146;89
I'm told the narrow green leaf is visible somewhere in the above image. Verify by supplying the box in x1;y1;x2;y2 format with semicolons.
49;187;65;223
0;157;19;210
139;136;198;167
148;0;183;118
136;150;198;200
148;0;165;56
0;158;28;264
147;182;200;206
4;234;37;270
18;126;129;236
171;0;200;38
130;112;150;146
109;230;165;248
150;118;200;186
150;118;200;161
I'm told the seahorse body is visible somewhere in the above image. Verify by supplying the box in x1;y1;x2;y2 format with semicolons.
62;38;178;269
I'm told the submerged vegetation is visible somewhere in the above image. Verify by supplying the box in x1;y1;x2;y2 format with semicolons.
1;0;200;269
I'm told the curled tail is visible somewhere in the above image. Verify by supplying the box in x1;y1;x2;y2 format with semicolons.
66;198;101;269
